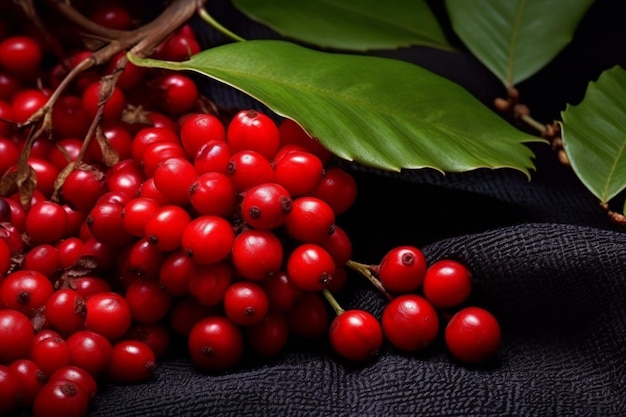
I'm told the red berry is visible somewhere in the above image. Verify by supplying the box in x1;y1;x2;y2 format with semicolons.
187;261;234;307
65;330;113;376
188;171;236;217
30;336;73;376
227;150;274;192
32;378;90;417
0;309;34;363
107;340;157;383
311;167;358;215
445;306;501;364
124;279;172;324
241;182;293;230
423;259;473;309
84;292;132;341
0;269;54;318
227;109;280;160
181;215;235;265
153;156;197;205
157;73;198;115
284;196;336;244
25;200;68;245
188;315;244;372
8;358;46;408
180;113;226;156
44;288;86;337
0;35;43;75
273;150;324;196
231;229;283;281
81;80;126;123
223;280;270;326
329;309;383;362
286;243;336;292
144;205;192;252
377;245;427;294
0;364;23;415
381;294;440;352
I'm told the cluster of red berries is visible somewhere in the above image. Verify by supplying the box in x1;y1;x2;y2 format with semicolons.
336;247;501;365
0;3;501;417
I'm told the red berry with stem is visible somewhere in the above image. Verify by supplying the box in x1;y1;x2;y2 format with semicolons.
328;308;383;362
81;80;126;123
423;259;473;309
188;315;244;372
377;245;427;294
445;306;501;364
286;243;336;292
381;294;440;352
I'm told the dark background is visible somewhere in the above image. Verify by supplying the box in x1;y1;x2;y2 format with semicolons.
22;1;626;416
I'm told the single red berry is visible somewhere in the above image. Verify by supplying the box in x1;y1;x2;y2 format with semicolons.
124;323;171;359
144;205;192;252
423;259;473;309
381;294;440;352
23;243;60;278
0;35;43;75
377;245;427;294
48;365;98;403
193;140;232;175
311;167;358;215
50;95;90;140
180;113;226;156
48;137;83;170
241;182;293;230
124;279;172;324
8;358;47;408
81;80;126;123
157;72;199;115
30;336;73;377
158;249;194;297
320;225;352;266
245;313;289;358
445;306;501;364
181;215;235;265
273;150;324;196
153;156;197;205
60;164;107;212
25;200;69;245
32;378;90;417
84;292;132;341
131;127;180;166
262;271;304;314
227;150;274;192
0;309;34;363
121;197;162;237
86;201;134;248
187;261;234;307
65;330;113;376
223;280;270;326
227;109;280;160
329;309;383;362
277;118;331;164
188;315;244;372
0;269;54;318
286;243;336;292
231;229;283;281
10;88;48;124
107;340;157;383
285;196;336;244
188;171;236;217
44;288;86;337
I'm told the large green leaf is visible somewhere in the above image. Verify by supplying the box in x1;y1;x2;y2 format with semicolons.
445;0;594;87
128;40;543;175
561;66;626;204
231;0;451;51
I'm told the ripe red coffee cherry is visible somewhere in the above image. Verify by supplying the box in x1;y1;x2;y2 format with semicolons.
144;205;192;252
445;306;501;364
188;171;236;217
241;182;293;230
311;167;358;215
286;243;335;292
0;309;34;363
223;280;270;326
25;200;68;245
329;309;383;362
188;315;244;372
227;150;275;192
0;269;54;318
231;229;283;281
84;292;132;341
273;150;324;196
180;113;226;156
193;140;232;175
61;164;107;212
423;259;473;309
0;35;43;75
227;109;280;160
153;156;197;205
377;245;427;294
187;261;234;307
107;340;157;383
44;288;86;337
382;294;440;352
285;196;336;244
157;72;199;115
181;215;235;265
65;330;113;376
32;378;91;417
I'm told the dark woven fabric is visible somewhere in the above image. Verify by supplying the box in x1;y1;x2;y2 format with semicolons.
23;1;626;416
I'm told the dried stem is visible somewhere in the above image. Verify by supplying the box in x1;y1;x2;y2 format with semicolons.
345;260;393;301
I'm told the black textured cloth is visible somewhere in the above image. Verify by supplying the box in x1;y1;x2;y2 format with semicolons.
36;1;626;416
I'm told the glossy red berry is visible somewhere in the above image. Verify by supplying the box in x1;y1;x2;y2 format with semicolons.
181;215;235;265
273;150;324;196
60;164;107;212
158;249;194;297
223;280;270;326
188;315;244;372
0;35;43;75
25;200;69;245
65;330;113;376
382;294;440;352
180;113;226;156
329;309;383;362
0;309;34;363
121;197;161;237
0;269;54;318
262;271;304;314
44;288;86;337
285;196;336;244
377;245;427;294
187;261;233;306
241;182;293;230
32;378;90;417
107;340;157;383
445;306;501;364
188;171;236;217
227;150;274;192
157;73;198;115
193;140;232;175
30;336;73;376
311;167;358;215
245;313;289;358
84;292;132;341
423;259;473;309
231;229;283;281
124;279;172;324
48;365;98;403
144;205;192;252
286;243;335;292
8;358;46;408
153;156;197;205
227;109;280;160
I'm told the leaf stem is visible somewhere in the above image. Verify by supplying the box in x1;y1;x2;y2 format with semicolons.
197;3;246;42
345;260;393;301
321;289;344;316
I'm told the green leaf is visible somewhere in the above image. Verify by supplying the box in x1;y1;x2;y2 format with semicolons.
561;66;626;204
445;0;594;87
231;0;452;51
128;40;543;175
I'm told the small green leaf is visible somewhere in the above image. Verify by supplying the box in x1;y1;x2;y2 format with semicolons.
561;66;626;204
446;0;594;87
232;0;452;51
129;40;542;175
